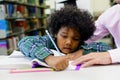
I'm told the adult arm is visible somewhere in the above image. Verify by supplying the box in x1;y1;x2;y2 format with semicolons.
86;11;110;44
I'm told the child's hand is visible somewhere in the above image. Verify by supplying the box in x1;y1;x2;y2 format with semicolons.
66;49;83;60
45;55;69;71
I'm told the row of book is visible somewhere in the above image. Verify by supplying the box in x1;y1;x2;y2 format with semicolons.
5;4;42;18
0;0;47;55
0;18;42;54
0;19;41;37
0;0;44;5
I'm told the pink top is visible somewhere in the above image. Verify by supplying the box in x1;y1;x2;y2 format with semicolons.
86;4;120;63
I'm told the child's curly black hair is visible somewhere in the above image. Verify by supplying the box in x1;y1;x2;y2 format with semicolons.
47;5;96;42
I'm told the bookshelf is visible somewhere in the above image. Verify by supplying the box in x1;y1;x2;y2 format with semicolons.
0;0;50;55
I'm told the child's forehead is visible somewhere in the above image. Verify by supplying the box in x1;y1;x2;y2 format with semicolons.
60;26;78;31
59;27;80;34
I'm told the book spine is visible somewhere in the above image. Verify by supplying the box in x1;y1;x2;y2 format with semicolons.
0;40;7;55
0;20;8;38
0;5;6;20
7;3;14;18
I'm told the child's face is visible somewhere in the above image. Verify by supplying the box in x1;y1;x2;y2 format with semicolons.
55;27;81;54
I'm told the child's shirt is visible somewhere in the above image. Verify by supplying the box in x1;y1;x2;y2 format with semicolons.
18;35;111;61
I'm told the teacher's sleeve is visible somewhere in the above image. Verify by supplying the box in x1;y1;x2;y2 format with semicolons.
108;48;120;63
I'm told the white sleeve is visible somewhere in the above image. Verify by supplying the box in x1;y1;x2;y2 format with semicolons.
85;16;109;44
108;48;120;63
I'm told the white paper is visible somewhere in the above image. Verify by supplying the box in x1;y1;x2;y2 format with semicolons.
0;50;80;70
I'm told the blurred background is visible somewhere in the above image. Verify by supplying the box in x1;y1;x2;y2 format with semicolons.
0;0;115;55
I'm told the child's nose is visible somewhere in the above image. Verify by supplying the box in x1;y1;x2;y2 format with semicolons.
66;39;72;45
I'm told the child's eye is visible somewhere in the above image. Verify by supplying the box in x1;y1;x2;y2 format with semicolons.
62;35;68;38
61;35;68;38
73;38;80;41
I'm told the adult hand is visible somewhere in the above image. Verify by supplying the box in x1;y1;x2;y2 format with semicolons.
45;55;69;71
72;52;112;68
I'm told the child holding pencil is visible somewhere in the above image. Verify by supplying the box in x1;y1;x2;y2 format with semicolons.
18;5;111;71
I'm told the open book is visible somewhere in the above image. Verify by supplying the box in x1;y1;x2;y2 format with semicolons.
0;50;81;70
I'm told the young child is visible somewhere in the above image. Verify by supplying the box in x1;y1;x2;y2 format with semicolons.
18;5;111;71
